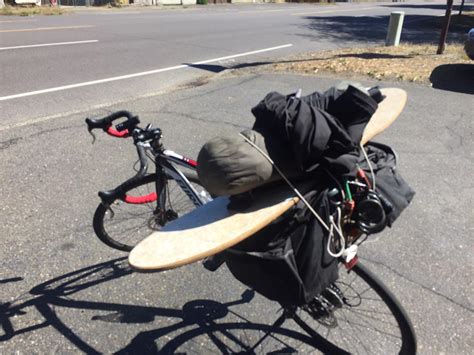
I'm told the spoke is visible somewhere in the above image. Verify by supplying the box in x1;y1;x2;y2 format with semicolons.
336;306;402;345
337;309;373;354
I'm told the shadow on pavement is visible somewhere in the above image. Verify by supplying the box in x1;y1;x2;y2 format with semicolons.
185;63;228;73
185;61;273;74
0;258;336;354
0;277;23;285
299;14;469;44
381;4;474;11
430;64;474;94
335;52;412;59
186;52;414;74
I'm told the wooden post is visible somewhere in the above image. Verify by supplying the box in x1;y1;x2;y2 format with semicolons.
437;0;454;55
459;0;465;16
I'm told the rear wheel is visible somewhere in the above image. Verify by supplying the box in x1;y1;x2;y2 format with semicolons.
294;262;417;354
154;263;416;354
93;172;210;251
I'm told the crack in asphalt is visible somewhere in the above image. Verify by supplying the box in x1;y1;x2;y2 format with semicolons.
0;80;193;133
28;124;84;140
154;75;264;130
0;124;85;152
159;110;246;130
0;137;23;151
444;124;466;150
363;256;473;313
0;72;256;136
175;74;262;104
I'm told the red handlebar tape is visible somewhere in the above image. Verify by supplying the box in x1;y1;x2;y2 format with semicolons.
107;126;129;138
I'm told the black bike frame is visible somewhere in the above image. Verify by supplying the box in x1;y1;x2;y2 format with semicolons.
155;149;206;210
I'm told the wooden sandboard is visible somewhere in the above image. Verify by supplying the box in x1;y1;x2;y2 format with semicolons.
129;88;407;272
129;188;299;271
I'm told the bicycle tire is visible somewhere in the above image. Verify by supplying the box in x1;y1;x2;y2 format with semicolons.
294;261;417;354
148;263;416;354
156;321;341;354
93;172;209;252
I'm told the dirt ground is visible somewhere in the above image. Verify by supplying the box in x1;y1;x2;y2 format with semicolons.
268;43;471;84
237;12;474;86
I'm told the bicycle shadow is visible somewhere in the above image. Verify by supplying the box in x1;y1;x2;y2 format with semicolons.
0;277;23;285
1;258;342;354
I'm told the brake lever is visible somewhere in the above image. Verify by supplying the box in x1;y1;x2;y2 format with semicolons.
87;128;96;144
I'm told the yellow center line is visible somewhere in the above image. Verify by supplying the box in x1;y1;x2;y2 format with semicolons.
0;25;95;33
292;7;378;16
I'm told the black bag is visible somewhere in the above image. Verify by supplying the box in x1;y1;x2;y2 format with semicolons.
358;142;415;227
223;188;339;306
221;142;414;306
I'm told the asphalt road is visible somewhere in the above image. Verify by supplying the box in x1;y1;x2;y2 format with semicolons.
1;1;473;354
1;70;473;353
1;1;454;126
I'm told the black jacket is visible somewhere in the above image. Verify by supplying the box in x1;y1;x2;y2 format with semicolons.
251;85;379;175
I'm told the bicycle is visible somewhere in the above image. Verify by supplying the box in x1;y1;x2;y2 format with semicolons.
85;110;212;252
85;110;417;354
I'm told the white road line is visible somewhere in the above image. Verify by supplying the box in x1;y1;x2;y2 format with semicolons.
0;44;293;102
92;11;143;15
235;9;299;14
0;19;36;24
292;7;378;16
193;44;292;65
0;40;99;51
0;25;95;33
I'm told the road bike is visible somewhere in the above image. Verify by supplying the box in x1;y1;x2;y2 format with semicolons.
86;110;212;252
85;110;417;353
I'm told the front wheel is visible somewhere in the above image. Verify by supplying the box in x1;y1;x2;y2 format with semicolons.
93;173;209;252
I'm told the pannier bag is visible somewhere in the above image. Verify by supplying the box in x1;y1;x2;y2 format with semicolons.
222;143;415;306
198;83;414;305
224;187;339;306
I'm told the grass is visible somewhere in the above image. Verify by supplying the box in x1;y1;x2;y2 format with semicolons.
0;5;66;16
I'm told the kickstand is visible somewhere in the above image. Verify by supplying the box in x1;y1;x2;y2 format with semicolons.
202;252;225;272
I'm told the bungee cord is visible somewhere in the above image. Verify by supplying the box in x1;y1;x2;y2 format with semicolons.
239;130;377;261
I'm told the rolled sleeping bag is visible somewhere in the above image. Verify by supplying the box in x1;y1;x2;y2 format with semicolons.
197;129;299;196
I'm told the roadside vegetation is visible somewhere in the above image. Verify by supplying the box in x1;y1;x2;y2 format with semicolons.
242;12;474;85
269;43;470;84
0;5;65;16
